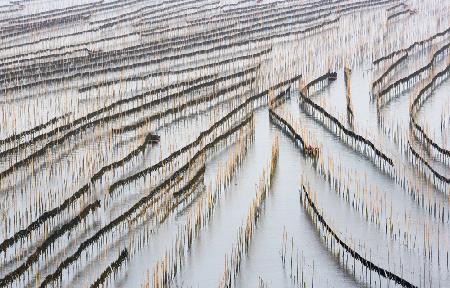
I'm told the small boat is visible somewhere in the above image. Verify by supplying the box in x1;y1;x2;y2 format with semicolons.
328;72;338;81
146;134;160;144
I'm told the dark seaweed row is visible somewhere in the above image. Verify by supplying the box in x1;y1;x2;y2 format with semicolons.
79;48;270;92
0;200;100;286
299;90;394;166
91;134;159;181
0;69;254;250
0;74;215;159
386;8;413;21
412;120;450;160
0;0;376;82
411;61;450;114
372;52;408;91
300;185;417;288
270;85;292;108
377;41;450;99
89;249;128;288
0;113;69;146
407;142;450;184
0;13;91;39
386;2;406;12
0;1;99;24
173;165;206;197
373;26;450;65
115;77;256;133
0;68;242;177
303;71;334;93
0;184;89;255
0;131;157;255
38;113;254;288
269;108;305;148
0;1;335;83
108;73;302;194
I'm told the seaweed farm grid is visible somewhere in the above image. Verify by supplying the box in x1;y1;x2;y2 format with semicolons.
0;0;449;287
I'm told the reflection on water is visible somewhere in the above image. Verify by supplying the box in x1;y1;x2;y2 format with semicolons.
1;0;450;287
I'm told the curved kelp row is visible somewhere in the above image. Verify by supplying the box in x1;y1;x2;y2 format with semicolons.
0;73;213;158
301;71;336;96
38;113;254;288
372;52;408;92
89;249;128;288
409;62;450;163
386;8;413;21
300;185;417;288
115;77;255;133
269;109;305;149
1;12;335;89
0;113;69;146
299;88;394;169
412;120;450;163
0;200;100;286
373;26;450;65
0;69;258;255
407;142;450;189
410;62;450;116
269;85;292;108
377;41;450;104
78;48;271;92
108;74;302;194
0;67;255;175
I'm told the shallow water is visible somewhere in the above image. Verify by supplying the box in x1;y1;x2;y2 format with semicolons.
1;0;450;287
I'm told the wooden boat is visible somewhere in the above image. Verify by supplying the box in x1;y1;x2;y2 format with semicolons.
147;134;160;143
328;71;338;81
